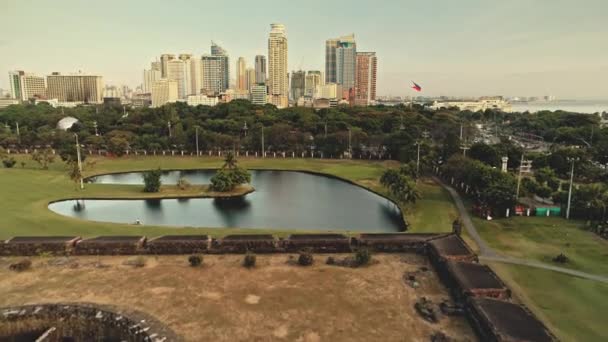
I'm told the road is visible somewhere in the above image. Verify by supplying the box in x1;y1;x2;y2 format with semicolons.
434;176;608;284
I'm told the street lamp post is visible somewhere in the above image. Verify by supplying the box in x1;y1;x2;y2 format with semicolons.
195;126;199;156
261;126;265;158
75;134;84;190
348;128;352;159
515;153;525;201
566;158;578;219
415;140;421;178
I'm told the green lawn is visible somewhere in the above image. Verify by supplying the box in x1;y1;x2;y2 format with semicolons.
0;155;452;238
490;262;608;342
474;216;608;276
405;179;458;233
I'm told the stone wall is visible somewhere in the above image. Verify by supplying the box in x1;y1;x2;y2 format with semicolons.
73;236;146;255
0;237;81;256
147;235;209;255
210;234;278;253
0;303;179;342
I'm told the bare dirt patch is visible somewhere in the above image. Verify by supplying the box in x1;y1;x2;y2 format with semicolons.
0;254;475;341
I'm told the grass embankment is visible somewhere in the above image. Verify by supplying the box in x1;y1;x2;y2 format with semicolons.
490;262;608;342
0;155;455;238
474;216;608;276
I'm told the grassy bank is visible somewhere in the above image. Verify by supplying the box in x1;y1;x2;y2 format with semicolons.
490;262;608;342
0;155;454;238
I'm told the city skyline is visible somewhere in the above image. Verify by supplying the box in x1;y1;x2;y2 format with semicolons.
1;0;607;99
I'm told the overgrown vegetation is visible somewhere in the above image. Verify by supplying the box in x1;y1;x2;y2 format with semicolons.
188;254;203;267
297;250;314;266
243;251;256;268
210;153;251;192
142;168;162;192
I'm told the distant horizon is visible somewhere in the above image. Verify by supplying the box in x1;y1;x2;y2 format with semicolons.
1;0;607;99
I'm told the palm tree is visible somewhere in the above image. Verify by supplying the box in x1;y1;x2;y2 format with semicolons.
222;152;237;169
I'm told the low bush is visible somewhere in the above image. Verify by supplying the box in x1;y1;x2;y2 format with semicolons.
243;251;256;268
354;248;372;266
298;251;314;266
177;177;191;190
9;259;32;272
188;254;203;267
326;256;336;265
2;158;16;168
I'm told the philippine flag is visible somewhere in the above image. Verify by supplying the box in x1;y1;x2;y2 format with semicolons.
411;81;422;92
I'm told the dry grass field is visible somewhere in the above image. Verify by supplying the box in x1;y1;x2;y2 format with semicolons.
0;253;475;342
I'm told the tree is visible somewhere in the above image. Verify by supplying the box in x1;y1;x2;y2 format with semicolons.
222;152;237;169
469;143;500;167
142;168;162;192
67;160;82;187
210;169;233;192
108;137;129;157
31;148;55;169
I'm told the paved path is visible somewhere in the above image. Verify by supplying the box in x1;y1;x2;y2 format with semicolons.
433;176;608;284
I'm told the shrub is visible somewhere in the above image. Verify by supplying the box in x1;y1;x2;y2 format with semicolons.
326;256;336;265
188;254;203;267
354;248;372;266
210;169;234;192
177;177;191;190
2;158;16;168
297;251;314;266
142;168;162;192
9;259;32;272
243;251;256;268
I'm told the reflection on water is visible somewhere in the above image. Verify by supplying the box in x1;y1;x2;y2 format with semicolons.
52;170;404;232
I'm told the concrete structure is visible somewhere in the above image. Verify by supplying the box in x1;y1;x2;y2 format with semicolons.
290;70;305;102
143;62;161;93
160;54;175;78
187;94;219;106
305;71;323;98
236;57;247;91
8;71;46;101
190;58;203;95
151;79;178;107
315;83;341;100
202;42;229;94
430;96;512;112
131;93;152;108
255;55;266;84
246;68;256;92
167;59;188;99
0;98;19;109
250;84;267;105
268;23;289;108
355;52;377;106
46;72;103;104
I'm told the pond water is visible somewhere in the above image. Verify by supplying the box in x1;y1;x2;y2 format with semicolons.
48;170;404;232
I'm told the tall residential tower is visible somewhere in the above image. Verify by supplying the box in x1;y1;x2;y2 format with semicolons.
355;52;377;106
268;24;288;108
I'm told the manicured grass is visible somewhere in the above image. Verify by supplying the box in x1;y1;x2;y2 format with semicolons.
405;178;459;233
474;216;608;275
0;155;453;238
490;262;608;342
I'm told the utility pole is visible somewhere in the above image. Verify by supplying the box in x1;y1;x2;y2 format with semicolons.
459;123;463;140
16;122;20;144
415;141;421;178
195;126;199;156
348;128;352;158
261;126;265;158
93;121;98;136
75;134;84;190
566;158;577;219
324;121;328;138
460;142;470;157
168;121;172;138
515;153;525;201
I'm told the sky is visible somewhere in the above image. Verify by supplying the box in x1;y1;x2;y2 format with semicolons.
1;0;607;99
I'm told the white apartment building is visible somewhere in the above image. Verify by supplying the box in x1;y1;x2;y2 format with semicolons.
151;79;178;107
250;84;267;105
8;71;46;101
315;83;341;99
46;72;104;103
187;94;218;106
268;23;288;108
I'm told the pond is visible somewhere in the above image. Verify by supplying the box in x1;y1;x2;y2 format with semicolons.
48;170;404;232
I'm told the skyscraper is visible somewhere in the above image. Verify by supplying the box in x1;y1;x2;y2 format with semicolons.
8;71;46;101
190;58;203;95
305;71;323;98
167;59;187;99
250;84;267;105
202;42;229;94
336;35;357;94
255;55;267;84
46;72;103;103
143;61;161;94
178;54;194;96
246;68;256;92
236;57;247;91
290;70;305;101
160;54;175;78
355;52;377;106
268;23;288;108
325;34;356;89
151;79;178;107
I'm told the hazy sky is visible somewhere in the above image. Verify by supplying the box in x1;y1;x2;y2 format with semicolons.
1;0;607;99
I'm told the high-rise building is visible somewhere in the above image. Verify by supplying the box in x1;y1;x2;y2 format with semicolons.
46;72;103;103
250;84;267;105
326;34;356;88
167;59;188;99
160;54;175;78
305;71;322;98
336;35;357;93
246;68;256;92
355;52;377;106
315;83;341;100
178;54;194;96
268;23;289;108
151;79;178;107
236;57;247;91
290;70;305;102
190;58;203;95
143;61;162;94
8;71;46;101
202;42;229;94
255;55;267;84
